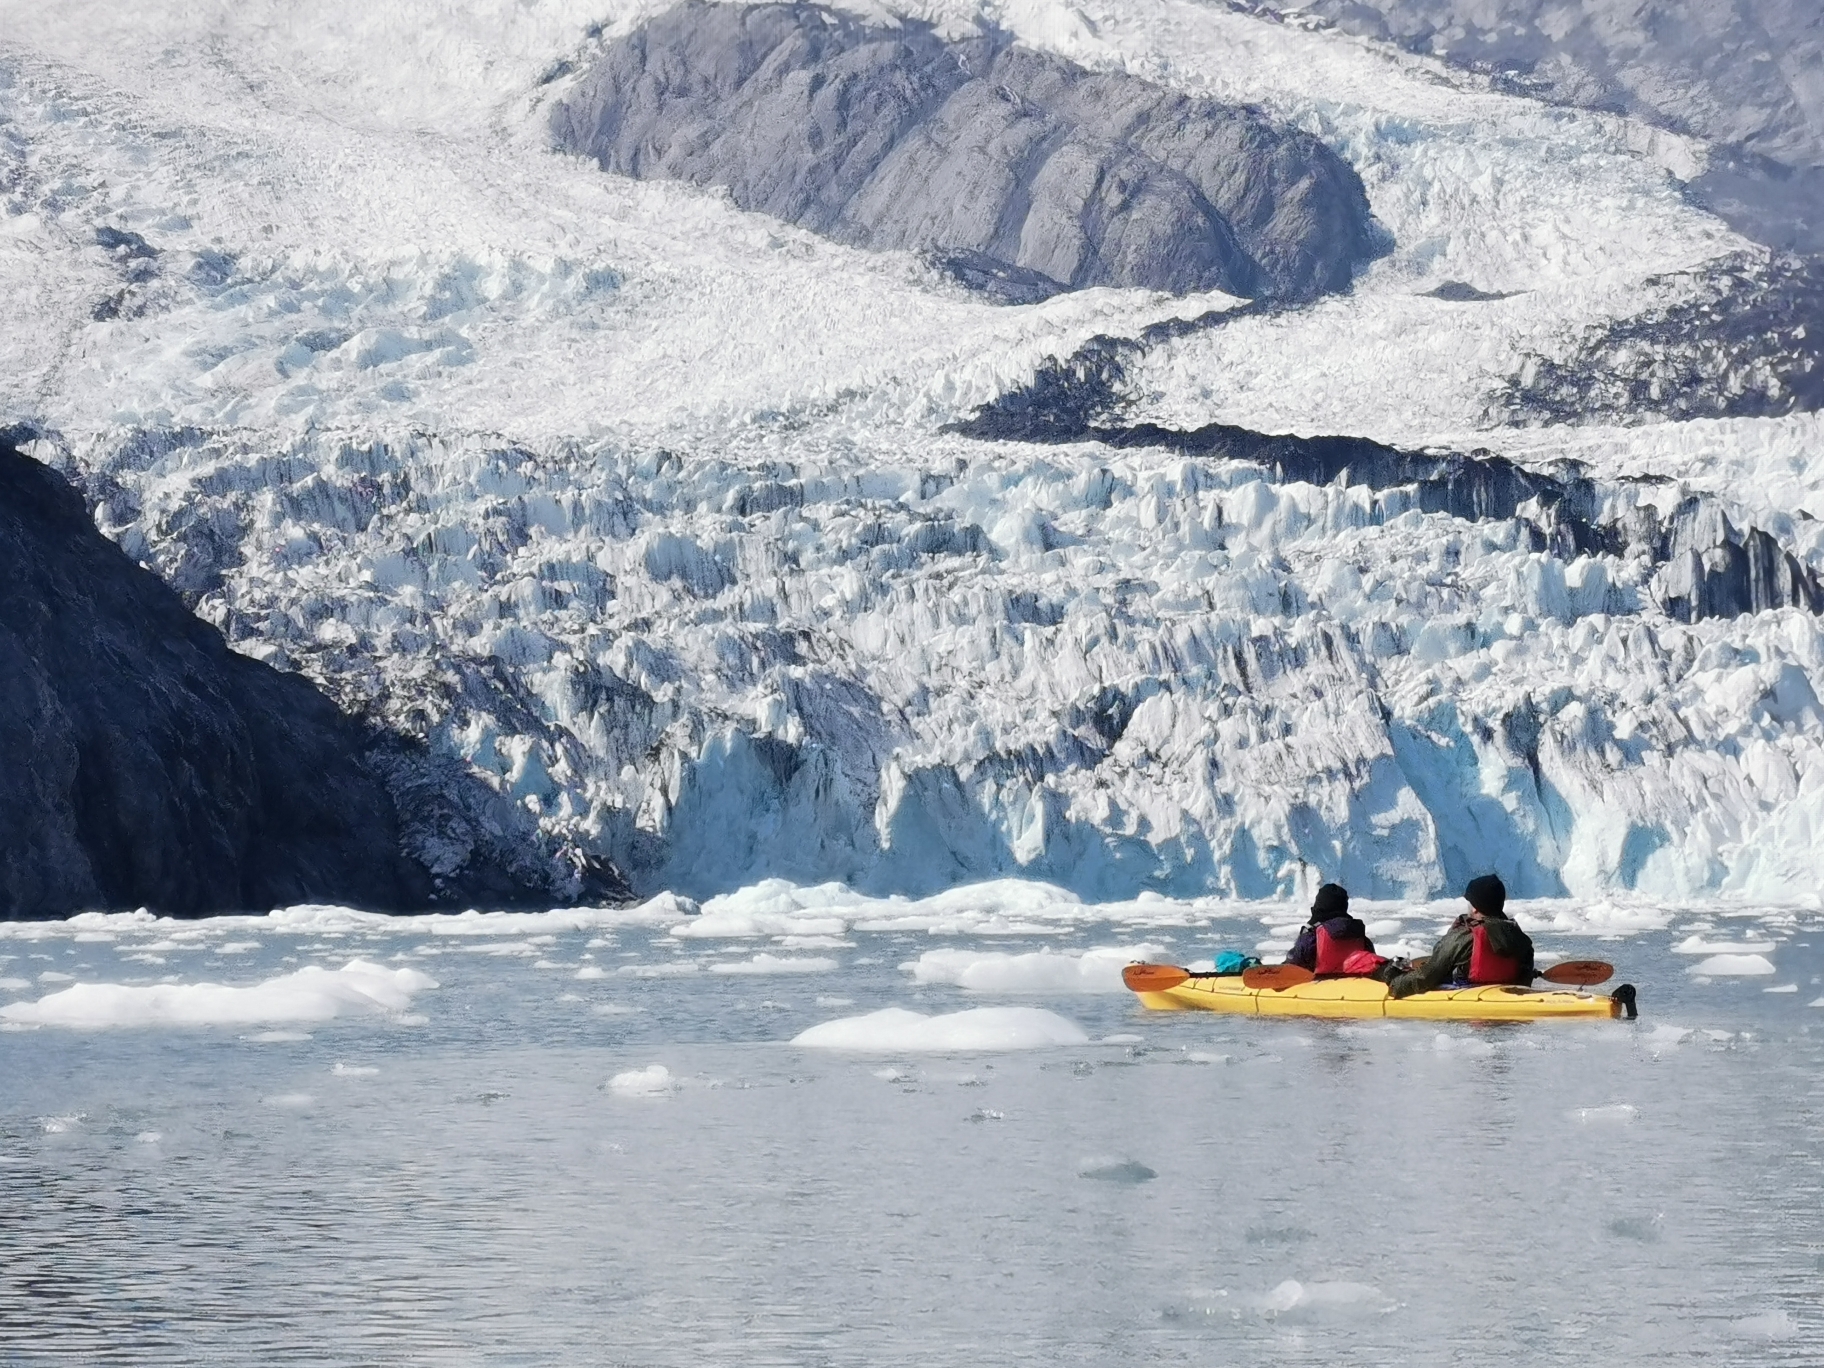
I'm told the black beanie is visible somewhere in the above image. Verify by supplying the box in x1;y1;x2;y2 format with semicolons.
1464;873;1506;914
1310;883;1350;920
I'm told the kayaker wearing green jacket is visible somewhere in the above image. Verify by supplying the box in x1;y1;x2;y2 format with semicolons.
1385;874;1535;998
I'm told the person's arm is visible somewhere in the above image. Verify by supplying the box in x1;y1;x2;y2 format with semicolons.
1386;927;1468;998
1285;926;1317;970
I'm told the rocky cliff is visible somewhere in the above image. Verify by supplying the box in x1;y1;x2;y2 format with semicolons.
0;442;607;919
551;2;1380;301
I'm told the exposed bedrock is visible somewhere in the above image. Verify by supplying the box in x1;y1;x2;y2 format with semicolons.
0;442;617;919
1243;0;1824;253
952;323;1824;625
1495;252;1824;424
550;2;1381;300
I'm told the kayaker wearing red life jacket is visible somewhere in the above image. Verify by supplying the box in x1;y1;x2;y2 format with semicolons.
1284;883;1378;976
1385;874;1536;998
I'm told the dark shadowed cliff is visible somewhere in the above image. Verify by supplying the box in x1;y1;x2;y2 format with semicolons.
0;443;614;919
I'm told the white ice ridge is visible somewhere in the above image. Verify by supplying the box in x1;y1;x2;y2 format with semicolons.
0;0;1816;906
905;944;1167;993
792;1006;1089;1051
0;961;436;1028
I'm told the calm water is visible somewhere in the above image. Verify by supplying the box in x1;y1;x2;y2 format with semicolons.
3;897;1821;1365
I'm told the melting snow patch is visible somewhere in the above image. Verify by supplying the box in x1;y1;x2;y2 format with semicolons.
608;1064;674;1096
904;944;1165;993
1687;954;1776;976
0;961;436;1028
792;1006;1089;1052
707;954;839;975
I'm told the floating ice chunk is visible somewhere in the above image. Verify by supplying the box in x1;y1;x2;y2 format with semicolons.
574;966;607;980
1079;1157;1156;1183
591;1002;640;1015
1687;954;1776;976
244;1030;313;1043
332;1063;379;1077
1260;1280;1386;1315
708;954;839;975
135;1132;161;1144
815;996;855;1007
792;1006;1089;1052
265;1093;313;1108
1642;1024;1692;1046
1731;1311;1798;1340
0;977;27;992
0;961;436;1028
904;944;1165;993
40;1115;79;1134
1764;984;1799;993
38;971;74;983
218;942;260;954
1811;997;1824;1008
1571;1104;1638;1124
608;1064;674;1096
616;961;700;978
1672;936;1776;955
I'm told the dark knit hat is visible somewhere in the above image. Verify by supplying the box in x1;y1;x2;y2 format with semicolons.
1310;883;1350;920
1464;873;1506;914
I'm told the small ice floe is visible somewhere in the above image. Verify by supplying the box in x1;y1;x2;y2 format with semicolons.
871;1067;905;1081
815;996;854;1007
1570;1104;1638;1125
1641;1024;1691;1047
1099;1033;1144;1045
1184;1050;1231;1065
217;942;260;955
243;1030;313;1043
0;976;28;992
1427;1031;1495;1056
965;1108;1004;1122
1764;984;1799;993
37;971;74;984
574;966;607;980
608;1063;674;1097
40;1115;80;1134
904;944;1166;994
1672;936;1776;955
331;1062;379;1077
264;1093;314;1108
591;1002;640;1016
1731;1310;1798;1340
134;1131;161;1145
1;961;435;1028
1687;954;1776;976
1078;1157;1156;1183
708;954;838;975
791;1006;1088;1052
1259;1280;1390;1317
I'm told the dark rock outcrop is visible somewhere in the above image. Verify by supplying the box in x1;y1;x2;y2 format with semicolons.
1241;0;1824;253
1495;252;1824;424
950;334;1824;623
0;443;613;919
551;2;1381;300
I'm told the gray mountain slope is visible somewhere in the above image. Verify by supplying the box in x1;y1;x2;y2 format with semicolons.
1253;0;1824;251
551;2;1380;300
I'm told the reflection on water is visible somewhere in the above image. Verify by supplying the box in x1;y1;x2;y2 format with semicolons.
2;913;1821;1365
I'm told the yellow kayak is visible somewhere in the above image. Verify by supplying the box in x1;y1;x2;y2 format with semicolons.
1127;967;1632;1021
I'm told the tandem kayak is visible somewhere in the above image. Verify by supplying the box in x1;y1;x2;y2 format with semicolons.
1124;966;1637;1022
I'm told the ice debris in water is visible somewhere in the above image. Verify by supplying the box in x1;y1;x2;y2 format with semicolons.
608;1064;675;1096
1571;1104;1639;1125
264;1093;314;1108
1687;954;1777;976
707;954;839;975
905;944;1165;993
1078;1158;1157;1183
332;1063;380;1077
1260;1280;1388;1316
792;1006;1089;1052
0;961;436;1028
1732;1311;1799;1340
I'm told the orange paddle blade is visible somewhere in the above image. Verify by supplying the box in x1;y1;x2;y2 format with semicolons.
1122;963;1190;993
1540;959;1614;986
1242;963;1314;991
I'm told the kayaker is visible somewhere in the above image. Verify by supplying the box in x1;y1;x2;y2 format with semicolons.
1284;882;1377;976
1384;874;1536;998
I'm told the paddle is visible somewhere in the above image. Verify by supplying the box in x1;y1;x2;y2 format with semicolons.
1538;959;1614;986
1241;963;1314;991
1121;963;1190;993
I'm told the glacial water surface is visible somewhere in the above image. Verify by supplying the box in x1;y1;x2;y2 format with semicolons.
3;889;1821;1366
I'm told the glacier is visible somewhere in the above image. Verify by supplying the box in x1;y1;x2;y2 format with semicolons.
4;0;1824;906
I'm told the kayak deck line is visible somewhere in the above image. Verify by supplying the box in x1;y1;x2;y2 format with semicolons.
1126;966;1636;1021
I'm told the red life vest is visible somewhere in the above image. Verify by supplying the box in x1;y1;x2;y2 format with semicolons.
1314;923;1370;975
1467;921;1522;984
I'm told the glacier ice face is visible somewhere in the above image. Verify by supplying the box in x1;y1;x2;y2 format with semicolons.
5;0;1824;907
